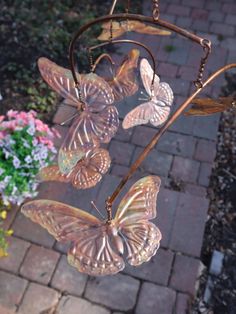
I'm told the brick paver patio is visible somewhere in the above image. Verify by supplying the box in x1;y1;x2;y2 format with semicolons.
1;1;235;313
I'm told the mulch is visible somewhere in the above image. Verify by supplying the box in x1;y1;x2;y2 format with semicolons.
192;73;236;314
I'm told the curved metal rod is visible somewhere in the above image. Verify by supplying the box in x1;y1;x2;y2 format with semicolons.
106;63;236;213
69;13;209;87
89;39;157;85
91;53;115;73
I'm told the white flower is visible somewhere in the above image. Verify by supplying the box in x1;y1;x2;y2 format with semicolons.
9;139;16;145
13;156;21;168
3;149;11;159
12;186;18;194
25;156;32;164
23;139;30;148
32;138;38;146
0;182;6;190
40;150;48;159
0;168;5;176
33;153;40;161
4;175;11;183
27;125;35;136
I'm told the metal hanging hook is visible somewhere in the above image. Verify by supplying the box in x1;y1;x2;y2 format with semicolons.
152;0;160;21
194;38;212;89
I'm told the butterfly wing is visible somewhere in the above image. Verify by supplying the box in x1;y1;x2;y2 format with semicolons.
58;112;99;174
97;21;125;41
21;200;125;275
57;72;117;174
38;57;81;107
185;97;235;116
140;59;174;107
122;101;170;129
106;49;140;102
40;148;111;189
132;21;171;36
97;21;171;41
70;148;111;189
21;200;101;242
140;58;160;96
114;176;162;266
39;164;71;183
68;230;125;276
154;82;174;108
82;73;114;112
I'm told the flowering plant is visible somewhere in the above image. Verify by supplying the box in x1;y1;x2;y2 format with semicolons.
0;204;13;257
0;110;59;206
0;110;58;256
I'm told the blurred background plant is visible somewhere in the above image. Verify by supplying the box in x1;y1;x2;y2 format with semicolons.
0;200;13;257
0;0;141;122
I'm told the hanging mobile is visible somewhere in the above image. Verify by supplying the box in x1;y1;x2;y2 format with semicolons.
21;0;236;276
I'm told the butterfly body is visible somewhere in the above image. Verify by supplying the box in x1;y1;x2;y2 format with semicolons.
22;176;162;276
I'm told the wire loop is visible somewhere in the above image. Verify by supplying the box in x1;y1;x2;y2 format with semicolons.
194;39;211;88
152;0;160;21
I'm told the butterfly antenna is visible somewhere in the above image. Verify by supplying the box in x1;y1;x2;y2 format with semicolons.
60;113;79;126
91;201;105;219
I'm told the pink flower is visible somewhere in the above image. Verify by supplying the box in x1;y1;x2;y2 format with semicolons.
35;119;49;133
16;112;29;125
38;136;54;148
7;110;18;119
28;110;37;118
2;120;17;130
0;116;5;123
0;131;5;140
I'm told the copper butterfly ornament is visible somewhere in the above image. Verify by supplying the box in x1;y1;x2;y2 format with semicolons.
38;58;119;174
39;148;111;190
105;49;140;102
21;176;162;276
97;20;171;41
123;58;174;129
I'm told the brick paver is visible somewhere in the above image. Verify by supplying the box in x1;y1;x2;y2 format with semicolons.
85;274;140;311
1;1;235;313
56;296;111;314
18;283;60;314
136;282;176;314
169;193;209;256
20;245;60;284
170;254;200;295
0;237;30;273
0;271;28;311
124;247;174;285
51;255;87;296
176;292;191;314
